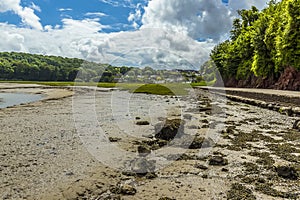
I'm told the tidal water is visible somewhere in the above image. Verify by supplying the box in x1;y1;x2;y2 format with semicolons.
0;93;43;108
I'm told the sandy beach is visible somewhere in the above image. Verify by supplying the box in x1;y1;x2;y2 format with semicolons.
0;84;299;200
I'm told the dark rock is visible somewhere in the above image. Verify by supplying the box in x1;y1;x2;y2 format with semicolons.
136;121;150;125
201;119;209;124
189;137;214;149
276;166;298;180
208;156;228;166
137;145;151;156
194;164;208;170
292;119;300;130
145;172;157;179
199;107;212;112
157;139;168;147
159;197;176;200
109;137;121;142
155;119;184;141
221;168;229;172
202;174;208;179
201;124;209;128
120;184;136;195
189;137;204;149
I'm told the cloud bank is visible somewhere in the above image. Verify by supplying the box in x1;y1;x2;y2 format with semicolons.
0;0;271;69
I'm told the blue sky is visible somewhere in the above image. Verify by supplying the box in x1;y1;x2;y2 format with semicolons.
0;0;229;32
0;0;269;69
0;0;148;32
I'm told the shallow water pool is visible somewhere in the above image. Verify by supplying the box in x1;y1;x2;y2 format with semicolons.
0;92;43;108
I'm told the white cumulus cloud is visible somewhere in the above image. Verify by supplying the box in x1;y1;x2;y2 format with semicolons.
0;0;43;30
141;0;232;42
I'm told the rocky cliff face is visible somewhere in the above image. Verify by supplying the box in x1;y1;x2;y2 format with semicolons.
274;67;300;91
222;67;300;91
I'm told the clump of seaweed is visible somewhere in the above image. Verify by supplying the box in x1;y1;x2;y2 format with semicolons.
255;183;298;199
227;183;256;200
267;143;300;163
248;151;275;169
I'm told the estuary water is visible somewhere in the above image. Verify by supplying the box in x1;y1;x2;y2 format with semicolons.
0;92;43;108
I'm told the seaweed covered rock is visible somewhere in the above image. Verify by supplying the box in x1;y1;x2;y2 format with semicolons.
155;119;184;141
208;156;228;166
137;145;151;156
227;183;256;200
189;137;215;149
136;121;150;125
275;165;298;180
292;119;300;130
110;184;137;195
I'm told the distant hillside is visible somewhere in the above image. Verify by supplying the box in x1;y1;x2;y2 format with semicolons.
0;52;202;83
0;52;84;81
210;0;300;91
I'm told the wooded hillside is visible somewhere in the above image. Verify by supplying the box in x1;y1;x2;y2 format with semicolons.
210;0;300;90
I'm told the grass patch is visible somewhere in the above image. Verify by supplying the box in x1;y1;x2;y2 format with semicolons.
190;81;207;87
1;81;196;96
129;83;189;95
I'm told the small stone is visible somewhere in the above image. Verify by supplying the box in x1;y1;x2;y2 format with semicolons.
109;137;121;142
201;119;209;124
189;137;214;149
65;171;74;176
159;197;175;200
208;156;228;166
136;121;150;125
155;119;184;141
202;174;208;179
221;168;229;172
145;172;157;179
292;119;300;130
189;137;204;149
137;145;151;156
194;164;208;170
120;184;136;195
275;165;298;180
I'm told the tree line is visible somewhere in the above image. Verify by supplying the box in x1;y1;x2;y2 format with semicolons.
0;52;201;83
210;0;299;88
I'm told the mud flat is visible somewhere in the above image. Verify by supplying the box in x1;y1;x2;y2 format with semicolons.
0;84;299;199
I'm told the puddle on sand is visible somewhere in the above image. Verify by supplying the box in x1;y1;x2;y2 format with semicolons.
0;92;43;108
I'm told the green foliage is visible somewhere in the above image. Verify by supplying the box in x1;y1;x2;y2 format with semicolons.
0;52;203;85
210;0;300;82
